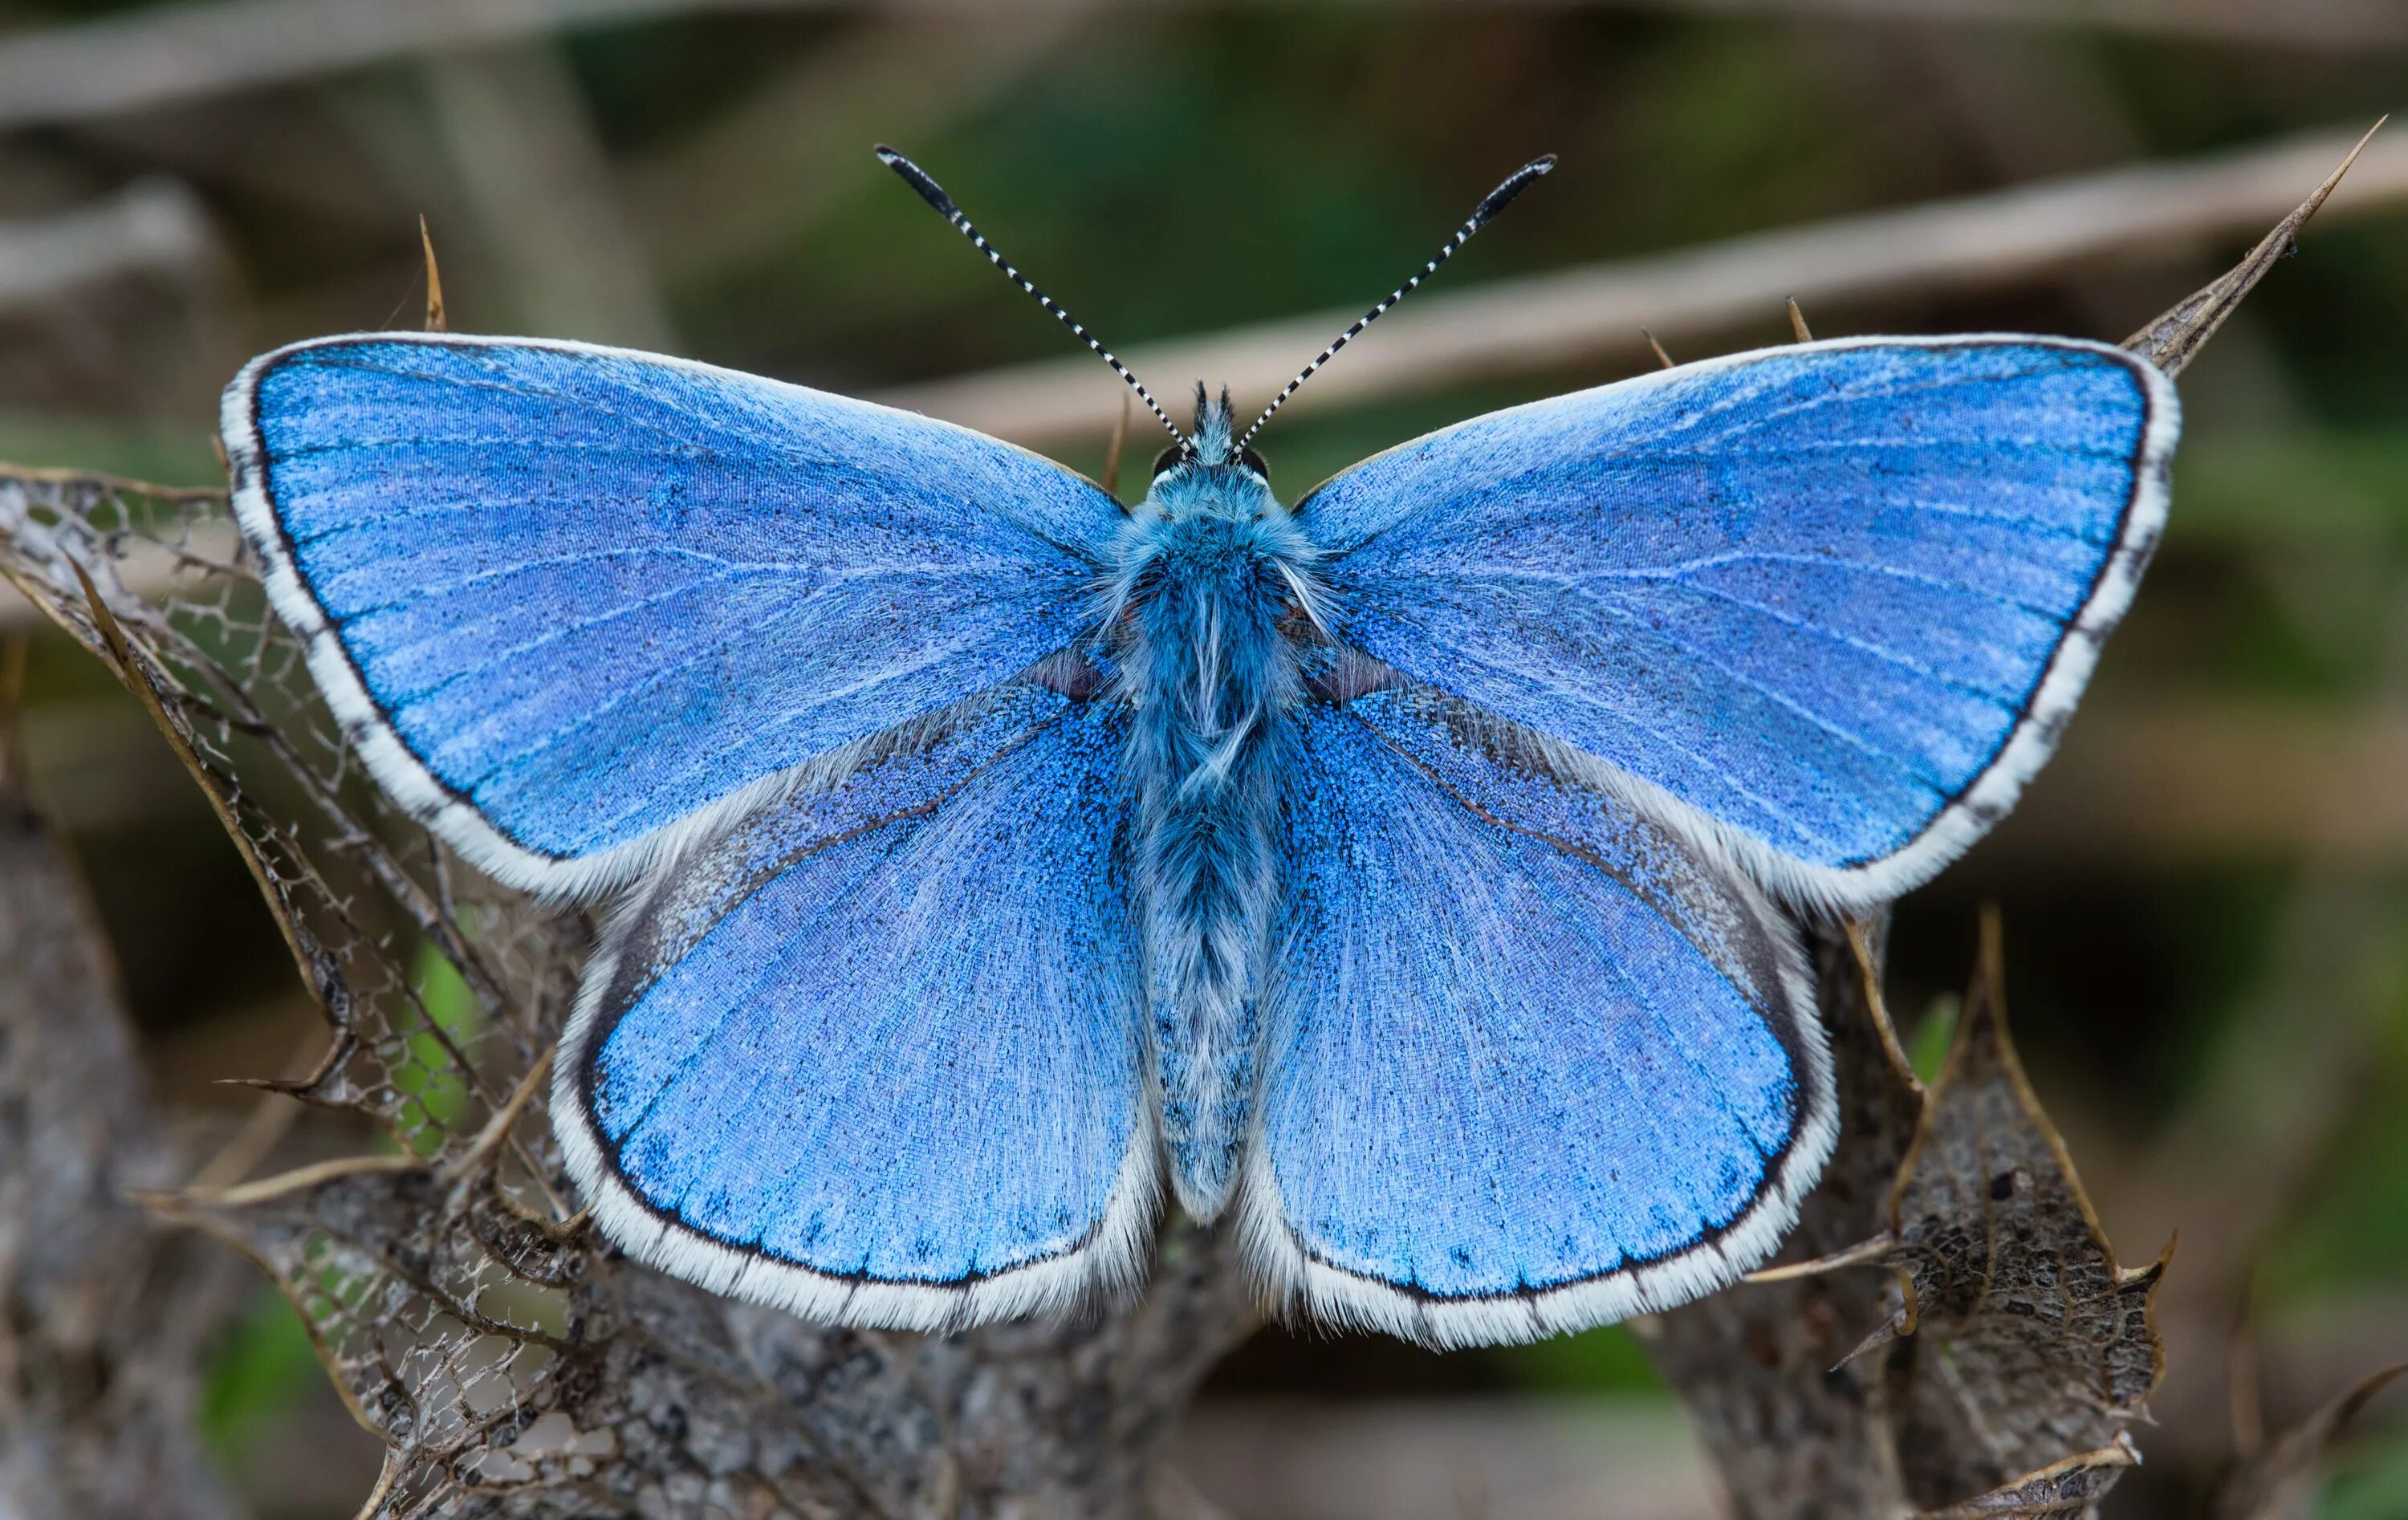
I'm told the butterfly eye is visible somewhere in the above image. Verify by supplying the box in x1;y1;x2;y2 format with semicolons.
1238;449;1270;481
1152;445;1187;478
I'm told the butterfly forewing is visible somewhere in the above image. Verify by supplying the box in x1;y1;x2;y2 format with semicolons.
226;331;1123;898
1303;335;2176;912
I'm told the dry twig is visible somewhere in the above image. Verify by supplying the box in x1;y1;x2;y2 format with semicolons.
0;0;2398;140
0;180;216;316
878;122;2408;446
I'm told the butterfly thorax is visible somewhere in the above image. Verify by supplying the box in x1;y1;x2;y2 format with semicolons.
1109;426;1316;1220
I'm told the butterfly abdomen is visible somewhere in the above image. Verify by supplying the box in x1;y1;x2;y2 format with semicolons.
1113;485;1314;1220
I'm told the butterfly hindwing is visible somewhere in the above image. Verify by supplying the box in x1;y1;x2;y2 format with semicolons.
1239;683;1832;1347
1304;335;2177;910
553;681;1153;1329
224;332;1123;896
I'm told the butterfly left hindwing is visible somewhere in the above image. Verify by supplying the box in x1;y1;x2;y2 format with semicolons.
556;682;1155;1329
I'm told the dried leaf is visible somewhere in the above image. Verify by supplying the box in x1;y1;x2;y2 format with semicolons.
1727;911;2168;1516
2208;1361;2408;1520
1875;911;2164;1506
2;466;1261;1517
1916;1435;2140;1518
2122;118;2382;377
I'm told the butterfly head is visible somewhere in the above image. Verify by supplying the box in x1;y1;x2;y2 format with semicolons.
1145;383;1273;516
1111;380;1315;639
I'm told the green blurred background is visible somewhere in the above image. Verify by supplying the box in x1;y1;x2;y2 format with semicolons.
2;1;2403;1515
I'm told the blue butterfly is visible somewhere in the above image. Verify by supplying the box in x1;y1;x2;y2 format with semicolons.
221;150;2175;1347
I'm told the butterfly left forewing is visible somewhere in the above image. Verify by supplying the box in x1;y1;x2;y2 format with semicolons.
226;331;1122;900
556;681;1154;1330
1239;683;1832;1348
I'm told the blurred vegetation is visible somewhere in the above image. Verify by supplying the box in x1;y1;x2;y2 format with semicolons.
2;2;2405;1515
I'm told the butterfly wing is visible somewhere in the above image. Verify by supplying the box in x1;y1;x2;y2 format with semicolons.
1302;335;2177;911
224;332;1121;896
555;681;1151;1328
1239;683;1830;1347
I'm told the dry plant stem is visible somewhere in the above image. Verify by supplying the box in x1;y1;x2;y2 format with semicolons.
1637;912;1929;1520
883;120;2408;446
1916;1434;2140;1519
0;0;2400;137
2121;119;2385;376
620;10;1088;287
0;179;217;316
2207;1362;2408;1520
1652;911;2170;1519
1103;392;1132;498
0;718;245;1520
2118;600;2408;1454
1641;148;2369;1518
417;41;677;352
1650;0;2408;47
419;216;448;333
2102;131;2408;1449
1873;910;2167;1506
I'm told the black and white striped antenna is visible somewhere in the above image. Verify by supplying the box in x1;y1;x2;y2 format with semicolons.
877;145;1188;452
1234;155;1556;455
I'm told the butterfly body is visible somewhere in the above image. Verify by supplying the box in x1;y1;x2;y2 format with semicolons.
1111;394;1315;1217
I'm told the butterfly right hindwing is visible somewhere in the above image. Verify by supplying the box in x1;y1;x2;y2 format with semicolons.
1239;682;1832;1347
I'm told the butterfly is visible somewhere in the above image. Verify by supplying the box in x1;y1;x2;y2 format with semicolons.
221;148;2175;1348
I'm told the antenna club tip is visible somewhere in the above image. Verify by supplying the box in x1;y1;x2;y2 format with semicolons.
874;144;958;216
1472;154;1557;224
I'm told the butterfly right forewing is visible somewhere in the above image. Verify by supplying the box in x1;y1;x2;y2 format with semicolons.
1300;335;2175;916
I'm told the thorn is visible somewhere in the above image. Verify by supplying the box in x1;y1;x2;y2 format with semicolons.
1787;296;1813;343
419;215;447;333
1845;917;1925;1098
2121;117;2385;376
1102;392;1131;502
1744;1229;1898;1283
1642;328;1676;369
2229;1277;2265;1457
1976;902;2006;1006
0;633;26;792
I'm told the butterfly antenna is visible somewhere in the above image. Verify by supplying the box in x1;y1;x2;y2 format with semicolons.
877;145;1187;451
1235;154;1556;455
